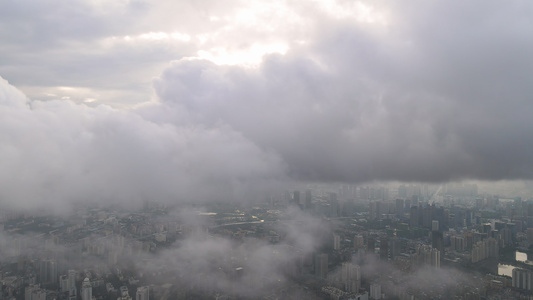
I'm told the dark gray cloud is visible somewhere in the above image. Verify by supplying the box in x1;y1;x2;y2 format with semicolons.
149;0;533;183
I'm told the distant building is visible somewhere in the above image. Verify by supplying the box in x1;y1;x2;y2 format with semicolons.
340;262;360;293
513;268;533;291
136;286;149;300
39;259;57;285
370;283;382;300
379;238;388;260
396;199;404;216
315;253;328;278
333;234;341;250
68;270;77;299
304;190;312;210
25;284;46;300
416;245;440;268
431;230;443;255
390;238;402;258
292;191;301;208
330;192;339;217
81;278;92;300
367;237;375;253
59;275;68;293
118;285;132;300
471;237;498;263
450;236;465;252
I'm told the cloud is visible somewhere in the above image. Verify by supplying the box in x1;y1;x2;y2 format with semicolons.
138;207;329;298
1;0;533;210
0;76;287;212
148;0;533;183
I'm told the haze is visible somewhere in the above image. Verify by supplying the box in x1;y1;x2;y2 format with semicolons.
1;1;533;299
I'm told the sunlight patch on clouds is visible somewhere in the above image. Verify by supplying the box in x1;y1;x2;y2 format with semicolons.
138;32;191;42
196;43;289;66
101;32;192;46
315;0;389;25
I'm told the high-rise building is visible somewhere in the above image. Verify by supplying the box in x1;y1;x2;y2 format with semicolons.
330;192;339;217
315;253;328;278
25;284;46;300
431;248;440;268
396;199;404;216
136;286;149;300
390;238;402;258
333;234;341;250
292;191;300;208
340;262;360;293
416;245;440;268
118;286;132;300
410;206;419;228
527;228;533;245
304;190;312;210
513;268;533;291
398;185;407;198
367;237;375;253
450;236;465;252
379;238;388;260
431;230;443;255
68;270;77;299
471;237;499;263
81;278;92;300
370;283;382;299
59;275;68;292
39;259;57;284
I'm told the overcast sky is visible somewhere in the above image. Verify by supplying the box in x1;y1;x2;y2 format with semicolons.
1;0;533;209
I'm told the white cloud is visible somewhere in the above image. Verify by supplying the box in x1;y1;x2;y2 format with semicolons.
0;76;287;212
0;0;533;211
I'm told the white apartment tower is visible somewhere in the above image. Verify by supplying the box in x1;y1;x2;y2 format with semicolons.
81;278;92;300
341;262;361;293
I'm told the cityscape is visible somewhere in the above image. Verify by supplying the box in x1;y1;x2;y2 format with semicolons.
1;0;533;299
1;182;533;299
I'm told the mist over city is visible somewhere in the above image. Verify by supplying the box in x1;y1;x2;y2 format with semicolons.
1;0;533;299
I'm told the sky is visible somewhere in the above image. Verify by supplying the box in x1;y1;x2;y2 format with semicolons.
1;0;533;210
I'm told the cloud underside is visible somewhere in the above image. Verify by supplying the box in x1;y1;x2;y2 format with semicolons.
1;0;533;208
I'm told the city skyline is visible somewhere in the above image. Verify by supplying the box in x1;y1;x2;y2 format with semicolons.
1;1;533;299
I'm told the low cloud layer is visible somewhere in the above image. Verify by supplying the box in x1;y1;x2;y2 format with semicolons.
0;76;286;211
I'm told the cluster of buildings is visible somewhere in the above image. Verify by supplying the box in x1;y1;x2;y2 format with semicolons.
1;182;533;299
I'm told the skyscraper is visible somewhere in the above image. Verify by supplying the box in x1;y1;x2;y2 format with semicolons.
304;189;312;210
379;238;388;260
513;268;533;291
396;199;404;216
136;286;150;300
315;253;328;278
39;259;57;285
81;278;92;300
370;283;382;299
25;284;46;300
367;237;375;253
292;191;300;208
333;234;341;250
119;286;132;300
341;262;360;293
68;270;77;299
